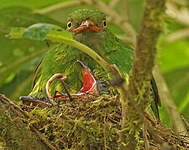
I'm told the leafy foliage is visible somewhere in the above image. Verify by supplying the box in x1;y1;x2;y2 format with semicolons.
0;0;63;9
23;24;63;41
0;6;64;100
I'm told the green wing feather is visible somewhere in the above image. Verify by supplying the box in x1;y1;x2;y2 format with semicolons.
101;31;133;74
101;31;161;120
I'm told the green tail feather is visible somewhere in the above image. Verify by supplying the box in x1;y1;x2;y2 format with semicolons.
151;76;161;121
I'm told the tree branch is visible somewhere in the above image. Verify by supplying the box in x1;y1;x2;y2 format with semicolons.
35;1;81;14
0;94;57;150
153;66;187;134
119;0;166;149
109;0;120;8
166;1;189;26
166;28;189;42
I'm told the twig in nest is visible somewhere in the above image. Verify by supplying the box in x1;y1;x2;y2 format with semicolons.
54;91;66;99
60;79;72;101
181;115;189;132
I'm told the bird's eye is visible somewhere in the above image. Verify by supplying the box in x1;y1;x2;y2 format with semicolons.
67;21;72;30
102;20;107;28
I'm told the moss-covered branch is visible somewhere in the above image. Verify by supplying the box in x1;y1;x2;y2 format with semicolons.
120;0;166;149
0;94;56;150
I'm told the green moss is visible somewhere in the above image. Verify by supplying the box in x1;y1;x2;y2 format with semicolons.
19;94;189;150
25;95;121;149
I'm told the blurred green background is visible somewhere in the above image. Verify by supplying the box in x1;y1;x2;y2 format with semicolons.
0;0;188;128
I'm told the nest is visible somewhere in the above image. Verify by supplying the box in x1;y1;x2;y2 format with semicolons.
21;95;189;150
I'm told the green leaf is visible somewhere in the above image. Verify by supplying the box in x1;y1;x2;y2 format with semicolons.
9;23;72;42
0;50;45;83
8;21;120;77
8;27;25;39
23;23;63;41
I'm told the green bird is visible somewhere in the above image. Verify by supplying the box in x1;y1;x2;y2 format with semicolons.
20;8;160;119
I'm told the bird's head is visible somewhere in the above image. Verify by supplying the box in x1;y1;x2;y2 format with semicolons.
66;9;107;39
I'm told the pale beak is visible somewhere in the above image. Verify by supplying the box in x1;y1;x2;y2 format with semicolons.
81;20;90;27
73;19;101;33
77;60;90;69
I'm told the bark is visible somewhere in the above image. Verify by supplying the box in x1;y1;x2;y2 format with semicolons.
120;0;166;149
0;94;55;150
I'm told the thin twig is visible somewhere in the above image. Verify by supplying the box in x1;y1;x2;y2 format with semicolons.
29;127;58;150
112;0;129;21
170;0;189;6
116;34;133;45
166;1;189;26
153;65;187;134
166;28;189;42
60;80;73;101
143;120;150;150
109;0;120;8
181;116;189;131
35;1;81;14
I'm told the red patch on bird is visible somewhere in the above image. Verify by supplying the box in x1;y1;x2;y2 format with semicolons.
78;68;98;95
21;61;99;108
